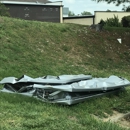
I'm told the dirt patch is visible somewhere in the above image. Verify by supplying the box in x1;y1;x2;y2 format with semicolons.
118;113;130;129
92;111;130;129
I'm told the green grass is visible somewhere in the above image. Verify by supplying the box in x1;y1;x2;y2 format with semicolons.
0;16;130;130
0;90;130;130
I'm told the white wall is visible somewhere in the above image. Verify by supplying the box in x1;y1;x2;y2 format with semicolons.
95;11;130;24
63;17;94;25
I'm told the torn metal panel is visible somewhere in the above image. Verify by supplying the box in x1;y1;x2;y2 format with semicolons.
33;75;130;92
1;88;35;97
0;86;125;105
44;88;125;105
0;74;130;105
0;74;92;85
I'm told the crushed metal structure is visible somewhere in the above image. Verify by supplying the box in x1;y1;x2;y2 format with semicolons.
0;74;130;105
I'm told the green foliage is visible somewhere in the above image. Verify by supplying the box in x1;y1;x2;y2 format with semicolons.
122;5;130;12
125;6;130;12
106;9;111;12
121;15;130;27
0;2;10;17
92;0;129;6
92;0;129;12
99;19;106;26
68;11;75;16
103;15;122;27
81;11;92;16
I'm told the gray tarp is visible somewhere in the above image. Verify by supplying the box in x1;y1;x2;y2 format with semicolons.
0;74;130;105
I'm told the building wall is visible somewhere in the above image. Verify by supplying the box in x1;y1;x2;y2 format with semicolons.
60;6;63;23
63;17;94;25
63;12;130;25
95;11;130;24
4;4;61;22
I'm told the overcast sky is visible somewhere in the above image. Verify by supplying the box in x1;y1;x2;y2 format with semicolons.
52;0;129;15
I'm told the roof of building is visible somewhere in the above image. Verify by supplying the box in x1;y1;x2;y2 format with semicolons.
1;0;52;3
63;15;95;19
1;0;63;6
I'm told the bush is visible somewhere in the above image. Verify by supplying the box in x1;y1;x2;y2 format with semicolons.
121;15;130;27
0;2;10;17
101;15;122;27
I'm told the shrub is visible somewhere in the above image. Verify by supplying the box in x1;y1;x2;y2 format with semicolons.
0;2;10;17
121;15;130;27
102;15;122;27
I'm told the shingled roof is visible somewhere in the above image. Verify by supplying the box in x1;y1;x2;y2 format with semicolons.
1;0;52;3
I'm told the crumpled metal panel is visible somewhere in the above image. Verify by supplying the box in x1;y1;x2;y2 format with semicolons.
33;75;130;92
0;74;130;105
0;74;92;85
44;89;125;105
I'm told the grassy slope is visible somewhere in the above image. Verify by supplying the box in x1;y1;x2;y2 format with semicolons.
0;17;130;79
0;16;130;130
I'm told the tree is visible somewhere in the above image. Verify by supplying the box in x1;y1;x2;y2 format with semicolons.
68;11;75;16
0;2;10;16
92;0;130;11
92;0;129;6
106;9;111;12
122;5;130;12
126;6;130;12
81;11;92;15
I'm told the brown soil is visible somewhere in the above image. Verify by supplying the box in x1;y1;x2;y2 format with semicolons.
92;111;130;129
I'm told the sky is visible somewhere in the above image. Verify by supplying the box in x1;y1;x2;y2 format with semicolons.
52;0;129;15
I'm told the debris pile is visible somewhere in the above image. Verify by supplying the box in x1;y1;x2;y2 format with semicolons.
0;74;130;105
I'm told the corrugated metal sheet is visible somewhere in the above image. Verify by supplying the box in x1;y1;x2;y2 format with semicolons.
0;74;130;105
2;0;52;3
